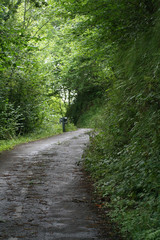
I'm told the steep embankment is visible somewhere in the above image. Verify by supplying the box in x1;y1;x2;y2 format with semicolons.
81;18;160;240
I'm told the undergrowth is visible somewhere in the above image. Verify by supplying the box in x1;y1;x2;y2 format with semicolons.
83;19;160;240
77;102;105;128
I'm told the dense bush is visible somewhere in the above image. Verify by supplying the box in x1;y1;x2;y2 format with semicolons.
0;98;22;139
0;1;63;139
84;20;160;240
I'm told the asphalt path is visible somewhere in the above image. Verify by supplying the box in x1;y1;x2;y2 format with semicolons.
0;129;122;240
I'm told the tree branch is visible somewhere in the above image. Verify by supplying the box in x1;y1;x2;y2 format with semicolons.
31;17;52;39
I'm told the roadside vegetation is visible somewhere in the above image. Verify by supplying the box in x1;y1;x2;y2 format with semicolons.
0;0;76;151
0;122;76;152
0;1;160;239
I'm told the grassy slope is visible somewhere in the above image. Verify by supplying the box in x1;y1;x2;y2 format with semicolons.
80;26;160;240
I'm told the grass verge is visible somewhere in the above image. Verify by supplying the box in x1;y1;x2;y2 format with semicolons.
0;123;77;152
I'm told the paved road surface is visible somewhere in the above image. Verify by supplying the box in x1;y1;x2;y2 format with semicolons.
0;129;121;240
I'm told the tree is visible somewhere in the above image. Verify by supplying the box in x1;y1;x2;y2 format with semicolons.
0;0;54;138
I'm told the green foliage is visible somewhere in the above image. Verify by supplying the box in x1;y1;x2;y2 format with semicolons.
66;87;105;124
0;0;67;139
0;98;22;139
76;100;105;128
0;1;160;239
83;11;160;240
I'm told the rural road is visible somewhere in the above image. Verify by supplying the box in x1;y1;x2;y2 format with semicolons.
0;129;121;240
